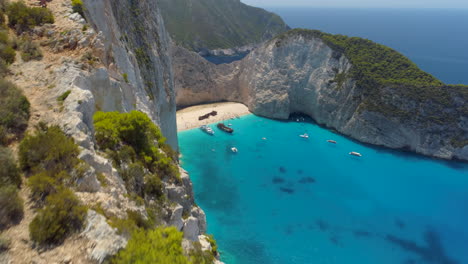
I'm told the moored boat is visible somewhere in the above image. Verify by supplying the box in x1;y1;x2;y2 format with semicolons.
231;147;238;153
200;125;214;135
299;133;309;139
327;140;337;144
217;123;234;133
349;151;362;157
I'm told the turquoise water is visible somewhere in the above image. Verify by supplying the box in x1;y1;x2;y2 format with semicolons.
179;114;468;264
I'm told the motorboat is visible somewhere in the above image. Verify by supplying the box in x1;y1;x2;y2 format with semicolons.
200;125;214;135
217;123;234;133
349;152;362;157
299;133;309;139
327;140;337;144
231;147;238;153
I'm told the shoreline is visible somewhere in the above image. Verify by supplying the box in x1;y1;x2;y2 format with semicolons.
176;102;251;131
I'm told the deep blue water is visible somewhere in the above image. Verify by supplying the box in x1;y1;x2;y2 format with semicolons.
264;8;468;85
179;115;468;264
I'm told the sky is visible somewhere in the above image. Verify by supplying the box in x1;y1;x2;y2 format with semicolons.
241;0;468;8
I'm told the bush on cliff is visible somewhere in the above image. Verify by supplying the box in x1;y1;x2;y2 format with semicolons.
19;37;43;62
0;147;21;187
71;0;84;17
110;227;191;264
0;79;30;145
29;188;87;245
7;1;54;34
19;125;79;174
0;185;24;230
93;111;180;182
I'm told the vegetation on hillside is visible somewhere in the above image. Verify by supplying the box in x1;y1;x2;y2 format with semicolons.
0;185;24;230
19;124;87;245
157;0;289;50
110;227;214;264
29;188;87;245
93;111;178;229
6;1;54;34
94;111;180;185
94;112;218;262
0;80;30;145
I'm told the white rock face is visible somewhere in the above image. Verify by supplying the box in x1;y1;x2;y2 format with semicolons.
183;217;200;241
82;210;128;263
173;34;468;161
83;0;178;148
169;204;184;231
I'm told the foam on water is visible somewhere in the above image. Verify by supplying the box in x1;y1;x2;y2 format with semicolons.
179;114;468;264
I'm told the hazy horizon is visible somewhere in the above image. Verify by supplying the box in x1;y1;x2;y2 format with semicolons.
241;0;468;9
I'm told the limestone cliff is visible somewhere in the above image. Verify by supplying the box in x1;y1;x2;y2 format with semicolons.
1;0;212;263
173;31;468;161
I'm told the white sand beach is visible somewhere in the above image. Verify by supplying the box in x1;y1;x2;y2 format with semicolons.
176;102;251;131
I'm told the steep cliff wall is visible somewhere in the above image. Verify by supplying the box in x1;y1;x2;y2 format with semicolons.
173;31;468;161
83;0;177;148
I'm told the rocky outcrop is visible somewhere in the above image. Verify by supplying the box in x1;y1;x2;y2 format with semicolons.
173;34;468;161
82;210;128;262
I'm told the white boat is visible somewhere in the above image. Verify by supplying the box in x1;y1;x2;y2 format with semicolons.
299;133;309;139
200;125;214;135
231;147;238;153
349;151;362;157
327;140;337;144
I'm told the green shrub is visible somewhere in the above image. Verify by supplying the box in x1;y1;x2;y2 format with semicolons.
94;111;164;154
0;44;15;64
19;37;42;61
19;125;79;174
29;188;87;245
93;111;180;182
7;2;54;34
206;234;218;256
0;79;30;145
144;174;163;198
110;227;191;264
27;172;59;205
122;73;129;83
189;241;215;264
71;0;84;17
108;210;153;236
119;163;145;196
0;236;11;252
0;185;24;230
0;59;9;77
57;90;71;103
0;147;21;187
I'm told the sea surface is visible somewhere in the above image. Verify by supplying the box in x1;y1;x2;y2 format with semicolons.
179;114;468;264
265;8;468;85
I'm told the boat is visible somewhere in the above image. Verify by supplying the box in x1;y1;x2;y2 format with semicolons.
200;125;214;135
217;123;234;133
349;152;362;157
231;147;238;153
327;140;337;144
299;133;309;139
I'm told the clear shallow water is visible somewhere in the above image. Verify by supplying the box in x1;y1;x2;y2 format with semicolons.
264;8;468;85
179;114;468;264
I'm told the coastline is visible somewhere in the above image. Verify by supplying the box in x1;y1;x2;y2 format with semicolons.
176;102;251;131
